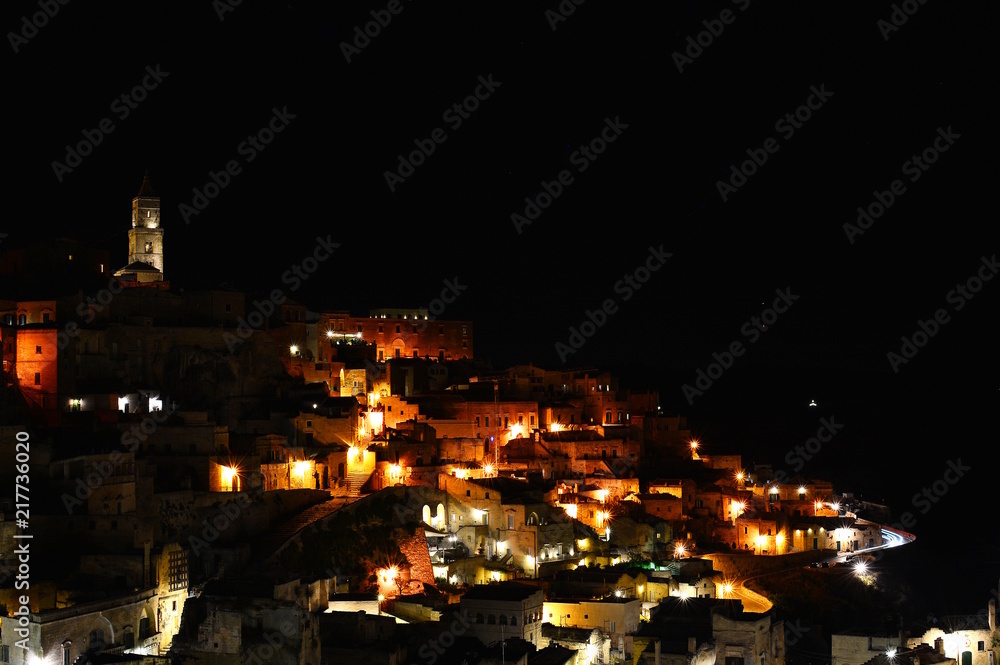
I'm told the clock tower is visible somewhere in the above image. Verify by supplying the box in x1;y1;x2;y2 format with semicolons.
115;171;165;283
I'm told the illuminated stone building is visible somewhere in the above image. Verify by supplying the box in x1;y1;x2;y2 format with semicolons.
316;308;472;363
115;172;165;284
460;582;545;647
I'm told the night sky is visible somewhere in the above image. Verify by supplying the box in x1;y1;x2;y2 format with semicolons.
5;1;997;617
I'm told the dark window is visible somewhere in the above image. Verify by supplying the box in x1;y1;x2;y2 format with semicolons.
34;372;41;385
35;345;42;354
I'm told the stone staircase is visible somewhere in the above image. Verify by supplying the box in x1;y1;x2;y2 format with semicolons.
251;497;347;562
346;468;374;497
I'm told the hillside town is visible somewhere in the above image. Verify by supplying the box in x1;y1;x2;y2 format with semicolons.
1;178;995;665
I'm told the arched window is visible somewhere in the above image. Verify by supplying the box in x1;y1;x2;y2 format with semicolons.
511;615;517;626
476;613;484;624
487;614;496;624
499;615;507;625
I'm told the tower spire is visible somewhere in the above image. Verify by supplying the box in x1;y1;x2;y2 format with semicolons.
138;169;155;196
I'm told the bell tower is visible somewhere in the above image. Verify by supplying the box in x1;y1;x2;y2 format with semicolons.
126;171;164;276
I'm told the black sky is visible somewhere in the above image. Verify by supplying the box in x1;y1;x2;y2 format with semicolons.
4;1;998;615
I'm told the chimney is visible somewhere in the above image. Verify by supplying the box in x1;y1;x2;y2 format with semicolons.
655;639;661;664
989;599;996;632
935;638;944;655
688;637;697;654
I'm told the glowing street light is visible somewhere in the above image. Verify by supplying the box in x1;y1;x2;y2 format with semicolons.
378;565;398;586
290;344;299;356
675;543;686;558
221;465;239;491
